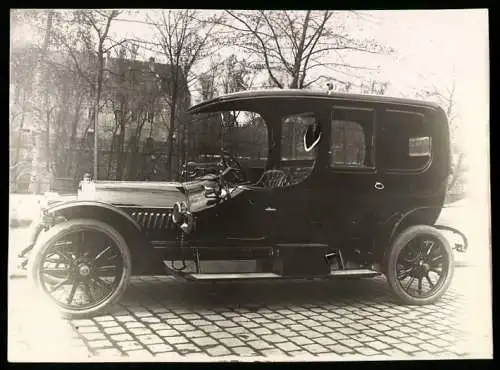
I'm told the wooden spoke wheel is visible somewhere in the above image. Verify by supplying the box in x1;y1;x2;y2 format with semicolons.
28;219;131;318
386;225;454;305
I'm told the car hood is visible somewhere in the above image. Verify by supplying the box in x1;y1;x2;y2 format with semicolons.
78;180;187;208
78;178;221;212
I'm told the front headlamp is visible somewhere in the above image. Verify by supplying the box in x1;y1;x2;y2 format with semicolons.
172;201;194;234
172;201;188;224
180;213;194;234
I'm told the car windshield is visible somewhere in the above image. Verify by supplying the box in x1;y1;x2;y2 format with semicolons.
189;110;319;188
191;110;268;162
187;111;268;181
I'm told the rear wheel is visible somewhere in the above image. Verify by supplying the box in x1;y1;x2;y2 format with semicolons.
28;219;131;318
385;225;454;305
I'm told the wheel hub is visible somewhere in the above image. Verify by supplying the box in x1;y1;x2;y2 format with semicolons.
78;263;91;277
72;257;93;278
413;259;430;278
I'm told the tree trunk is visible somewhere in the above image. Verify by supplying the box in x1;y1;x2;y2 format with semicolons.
128;118;146;180
166;90;178;180
53;85;69;176
45;110;51;171
29;132;43;194
43;10;54;172
178;115;185;181
448;152;464;191
185;118;191;162
93;73;102;179
107;125;120;179
14;112;26;165
116;123;126;180
65;97;82;176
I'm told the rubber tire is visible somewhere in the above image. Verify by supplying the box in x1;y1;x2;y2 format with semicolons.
27;219;132;319
385;225;454;305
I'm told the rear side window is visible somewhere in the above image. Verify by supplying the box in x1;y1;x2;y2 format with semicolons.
330;107;375;169
380;110;432;171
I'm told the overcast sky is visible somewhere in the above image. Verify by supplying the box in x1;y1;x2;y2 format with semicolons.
104;9;489;140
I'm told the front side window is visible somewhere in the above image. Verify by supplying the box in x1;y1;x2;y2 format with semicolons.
330;107;374;169
281;112;319;161
265;112;319;188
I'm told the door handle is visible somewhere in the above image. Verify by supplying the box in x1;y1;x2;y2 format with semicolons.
374;181;385;190
265;206;277;212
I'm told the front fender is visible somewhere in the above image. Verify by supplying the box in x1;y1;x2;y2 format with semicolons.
18;200;163;275
45;200;142;232
19;200;142;257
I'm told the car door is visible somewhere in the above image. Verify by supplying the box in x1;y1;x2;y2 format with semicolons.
218;187;276;242
252;111;321;244
311;105;381;248
376;107;437;197
205;110;276;244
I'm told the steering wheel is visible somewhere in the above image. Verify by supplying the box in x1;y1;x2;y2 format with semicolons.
220;149;247;183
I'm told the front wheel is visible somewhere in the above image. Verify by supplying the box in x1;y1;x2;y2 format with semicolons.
385;225;454;305
27;219;131;318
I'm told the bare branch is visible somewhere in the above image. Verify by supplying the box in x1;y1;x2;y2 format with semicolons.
226;10;283;88
103;38;129;54
259;11;293;74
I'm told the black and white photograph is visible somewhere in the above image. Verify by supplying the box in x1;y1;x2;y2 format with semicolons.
8;8;491;362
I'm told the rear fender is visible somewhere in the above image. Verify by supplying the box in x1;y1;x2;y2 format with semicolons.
375;206;442;271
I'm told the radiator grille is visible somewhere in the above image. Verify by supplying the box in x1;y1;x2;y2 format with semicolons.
129;210;174;229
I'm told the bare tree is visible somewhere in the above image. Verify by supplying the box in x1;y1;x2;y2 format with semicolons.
417;79;466;197
149;9;219;179
218;54;255;94
9;10;58;193
51;9;125;179
419;80;458;133
221;10;393;89
10;47;37;168
105;45;165;180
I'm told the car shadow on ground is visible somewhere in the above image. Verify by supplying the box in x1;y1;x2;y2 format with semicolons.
108;275;463;315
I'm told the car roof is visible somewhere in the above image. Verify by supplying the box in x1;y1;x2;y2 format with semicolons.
188;89;443;114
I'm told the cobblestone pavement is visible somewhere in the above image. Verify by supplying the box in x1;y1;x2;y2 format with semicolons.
8;263;492;362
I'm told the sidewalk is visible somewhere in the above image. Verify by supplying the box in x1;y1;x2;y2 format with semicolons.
9;193;77;227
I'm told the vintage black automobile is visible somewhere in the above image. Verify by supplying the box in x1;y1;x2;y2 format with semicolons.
21;89;468;318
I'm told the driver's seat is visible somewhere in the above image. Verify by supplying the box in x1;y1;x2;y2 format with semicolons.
253;169;290;188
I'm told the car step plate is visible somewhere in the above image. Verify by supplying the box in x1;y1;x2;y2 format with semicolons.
191;272;281;280
329;269;380;277
165;269;379;281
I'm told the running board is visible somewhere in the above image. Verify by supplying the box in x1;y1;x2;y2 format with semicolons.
163;261;379;281
189;269;379;281
191;272;281;280
330;269;380;277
